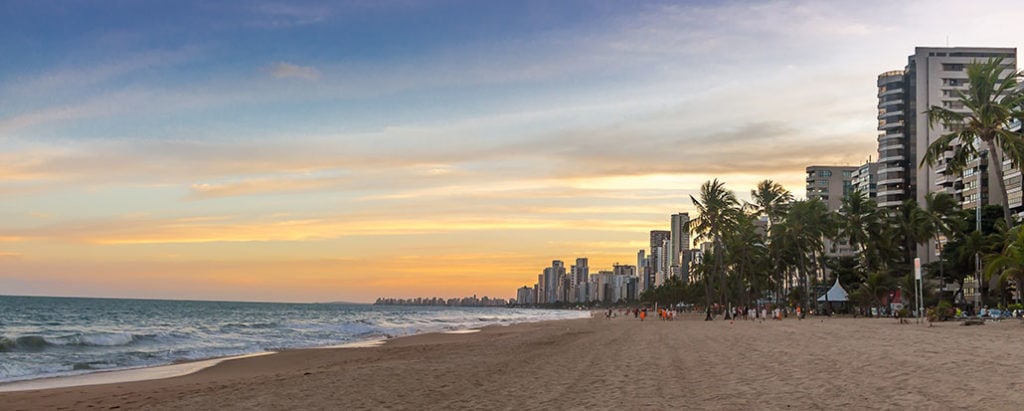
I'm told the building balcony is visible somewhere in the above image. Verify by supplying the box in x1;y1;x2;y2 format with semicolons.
878;166;905;174
878;140;904;150
877;189;905;197
878;199;903;208
878;132;904;141
878;154;905;163
878;88;904;97
877;179;905;186
879;120;904;130
878;100;903;109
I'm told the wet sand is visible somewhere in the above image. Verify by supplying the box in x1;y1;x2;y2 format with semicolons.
4;313;1024;410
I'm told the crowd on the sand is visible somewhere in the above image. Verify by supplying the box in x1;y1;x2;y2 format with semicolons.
605;305;802;322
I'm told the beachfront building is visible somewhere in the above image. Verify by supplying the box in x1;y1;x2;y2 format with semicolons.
649;230;671;287
806;165;856;211
543;260;566;303
876;47;1017;265
876;69;910;209
516;286;534;306
570;258;589;303
852;161;879;201
1005;117;1024;219
670;213;691;280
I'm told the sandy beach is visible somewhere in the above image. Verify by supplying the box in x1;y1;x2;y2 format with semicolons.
4;313;1024;410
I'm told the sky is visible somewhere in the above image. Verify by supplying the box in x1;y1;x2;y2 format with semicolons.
2;0;1024;303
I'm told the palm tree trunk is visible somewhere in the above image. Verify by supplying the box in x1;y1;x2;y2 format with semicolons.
985;140;1013;227
715;235;727;307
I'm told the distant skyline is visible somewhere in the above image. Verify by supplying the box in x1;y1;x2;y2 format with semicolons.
2;1;1024;303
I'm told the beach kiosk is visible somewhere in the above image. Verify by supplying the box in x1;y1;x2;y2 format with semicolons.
817;278;849;313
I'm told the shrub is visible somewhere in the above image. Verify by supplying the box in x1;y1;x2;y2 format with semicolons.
935;300;955;321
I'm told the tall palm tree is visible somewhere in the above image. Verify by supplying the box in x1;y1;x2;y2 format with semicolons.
895;199;934;265
837;190;880;271
748;180;794;229
722;215;770;307
773;199;832;311
920;57;1024;227
690;179;742;311
958;230;998;306
748;180;793;307
985;225;1024;305
923;192;966;285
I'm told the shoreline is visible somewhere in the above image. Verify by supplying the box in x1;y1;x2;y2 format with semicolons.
0;314;584;393
7;314;1022;410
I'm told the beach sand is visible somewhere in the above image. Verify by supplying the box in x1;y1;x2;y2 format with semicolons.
4;313;1024;410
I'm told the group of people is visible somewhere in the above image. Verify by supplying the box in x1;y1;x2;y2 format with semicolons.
617;307;678;321
703;304;795;322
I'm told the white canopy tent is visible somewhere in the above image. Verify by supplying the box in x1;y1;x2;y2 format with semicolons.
817;278;849;302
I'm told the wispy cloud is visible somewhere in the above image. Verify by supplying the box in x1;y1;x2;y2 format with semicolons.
250;3;330;28
268;62;321;80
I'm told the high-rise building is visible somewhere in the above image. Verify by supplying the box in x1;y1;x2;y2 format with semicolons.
908;47;1015;212
516;286;534;306
1006;117;1024;218
670;213;691;278
877;46;1017;264
649;230;671;287
876;69;909;209
569;258;589;303
536;274;544;304
852;161;879;200
806;165;857;211
545;260;565;303
649;230;670;250
876;47;1016;211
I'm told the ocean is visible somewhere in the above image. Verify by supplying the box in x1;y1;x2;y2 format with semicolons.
0;295;589;384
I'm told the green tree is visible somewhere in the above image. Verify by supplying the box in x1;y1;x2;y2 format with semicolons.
920;57;1024;227
690;179;743;311
894;199;934;266
923;192;967;288
748;179;794;229
836;190;881;272
986;226;1024;306
772;199;832;311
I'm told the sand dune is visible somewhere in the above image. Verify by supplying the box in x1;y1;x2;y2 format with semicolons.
4;313;1024;410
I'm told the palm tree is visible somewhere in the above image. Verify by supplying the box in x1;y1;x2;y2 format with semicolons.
690;179;742;312
895;199;934;266
923;192;966;286
836;190;880;271
748;180;794;229
722;215;770;307
958;230;998;306
773;199;832;311
920;57;1024;227
985;226;1024;306
748;180;793;308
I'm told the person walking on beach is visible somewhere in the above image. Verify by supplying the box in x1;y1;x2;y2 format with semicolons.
640;308;647;321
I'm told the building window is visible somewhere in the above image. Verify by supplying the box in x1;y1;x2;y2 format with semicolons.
818;170;832;178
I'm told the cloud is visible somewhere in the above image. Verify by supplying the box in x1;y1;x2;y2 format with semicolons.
249;3;330;28
269;62;321;80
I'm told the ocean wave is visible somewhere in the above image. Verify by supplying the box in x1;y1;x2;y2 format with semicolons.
0;332;142;352
220;322;280;330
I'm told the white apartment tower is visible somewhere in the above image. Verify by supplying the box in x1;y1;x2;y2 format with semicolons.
670;213;690;279
878;47;1017;265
